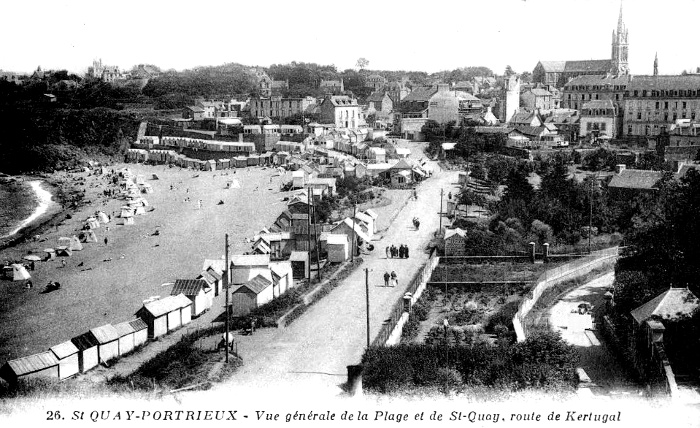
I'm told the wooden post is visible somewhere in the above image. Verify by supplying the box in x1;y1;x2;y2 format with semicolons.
225;233;229;364
351;203;357;261
365;268;370;348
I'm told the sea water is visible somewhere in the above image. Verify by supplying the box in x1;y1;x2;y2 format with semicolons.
0;180;52;239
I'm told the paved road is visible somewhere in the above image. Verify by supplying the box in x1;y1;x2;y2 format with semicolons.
208;156;461;397
547;272;642;399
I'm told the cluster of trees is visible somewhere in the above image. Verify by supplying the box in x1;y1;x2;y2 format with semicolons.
424;121;508;159
362;332;578;394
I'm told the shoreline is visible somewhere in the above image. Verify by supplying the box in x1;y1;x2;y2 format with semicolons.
0;175;75;252
3;180;54;239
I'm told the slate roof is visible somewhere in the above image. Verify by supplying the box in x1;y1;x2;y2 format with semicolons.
138;294;192;318
627;75;700;92
564;59;612;73
676;164;700;179
401;86;438;102
537;61;567;72
529;88;552;97
327;96;357;106
630;288;700;324
444;228;466;240
564;74;631;88
4;351;58;375
608;169;664;190
367;91;388;102
171;279;210;296
581;99;615;111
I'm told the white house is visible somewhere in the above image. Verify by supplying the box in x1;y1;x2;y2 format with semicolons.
171;279;213;317
229;254;272;285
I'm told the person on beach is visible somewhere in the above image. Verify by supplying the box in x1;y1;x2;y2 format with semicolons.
386;246;390;258
25;280;32;289
390;271;397;287
405;245;409;259
61;259;66;268
383;272;390;287
104;237;108;246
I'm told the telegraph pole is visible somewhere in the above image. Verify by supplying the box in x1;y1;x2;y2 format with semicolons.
365;268;370;348
351;202;357;261
588;175;593;254
307;187;312;283
224;233;230;363
311;191;321;281
439;188;444;232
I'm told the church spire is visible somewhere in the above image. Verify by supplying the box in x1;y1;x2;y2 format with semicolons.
611;0;629;75
654;52;658;76
618;1;624;32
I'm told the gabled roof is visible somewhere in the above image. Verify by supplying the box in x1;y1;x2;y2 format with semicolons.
581;99;615;110
50;340;79;359
364;209;378;220
515;126;549;137
243;274;273;294
4;352;58;375
390;159;413;170
444;228;466;240
171;279;210;296
630;288;700;324
401;86;438;102
289;251;309;262
367;91;389;102
202;259;226;274
90;324;120;344
528;88;552;97
186;106;205;112
608;169;664;190
537;61;566;72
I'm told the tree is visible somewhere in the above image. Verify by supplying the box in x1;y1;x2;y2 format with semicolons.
504;65;516;77
356;58;369;72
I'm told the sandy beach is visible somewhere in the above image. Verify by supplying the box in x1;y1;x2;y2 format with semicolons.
3;180;54;239
0;163;289;361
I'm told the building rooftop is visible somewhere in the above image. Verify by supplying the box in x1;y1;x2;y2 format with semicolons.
630;288;700;324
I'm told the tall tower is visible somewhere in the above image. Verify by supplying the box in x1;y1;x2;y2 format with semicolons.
611;2;629;75
500;75;520;123
653;52;658;76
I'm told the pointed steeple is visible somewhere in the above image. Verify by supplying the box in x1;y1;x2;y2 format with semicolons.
617;1;624;32
653;52;658;76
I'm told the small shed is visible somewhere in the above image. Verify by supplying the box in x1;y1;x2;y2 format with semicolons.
89;324;120;363
327;234;350;262
197;267;223;297
291;170;306;189
136;295;192;339
49;340;80;380
289;251;310;279
114;321;136;356
234;156;247;168
0;352;59;385
71;332;100;373
97;211;110;223
230;274;273;316
171;279;213;317
130;318;149;348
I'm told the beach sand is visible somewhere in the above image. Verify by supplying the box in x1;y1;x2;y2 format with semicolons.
0;163;288;360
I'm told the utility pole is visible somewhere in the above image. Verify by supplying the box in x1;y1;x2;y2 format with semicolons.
311;190;321;281
365;268;370;348
588;175;593;254
351;202;357;261
224;233;230;363
307;187;312;283
439;188;444;232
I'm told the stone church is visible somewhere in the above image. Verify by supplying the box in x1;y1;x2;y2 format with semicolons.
532;4;629;88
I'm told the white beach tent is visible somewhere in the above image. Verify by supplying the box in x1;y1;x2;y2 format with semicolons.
120;207;135;218
11;264;31;281
97;212;109;224
69;236;83;251
123;216;134;225
134;205;146;216
79;230;98;243
57;237;72;248
140;183;153;194
86;217;100;229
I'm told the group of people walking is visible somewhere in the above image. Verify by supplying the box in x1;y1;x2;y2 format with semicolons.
385;244;409;259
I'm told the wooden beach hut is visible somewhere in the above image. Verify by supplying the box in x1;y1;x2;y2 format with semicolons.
327;234;350;263
130;318;148;348
71;332;99;373
135;294;192;339
230;275;273;316
113;320;136;356
49;340;79;380
170;279;213;318
0;352;59;385
90;324;120;363
234;156;247;168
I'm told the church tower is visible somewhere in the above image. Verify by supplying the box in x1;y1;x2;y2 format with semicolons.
653;52;658;76
611;2;629;75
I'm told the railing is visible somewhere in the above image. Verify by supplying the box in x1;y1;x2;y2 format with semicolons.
371;249;439;347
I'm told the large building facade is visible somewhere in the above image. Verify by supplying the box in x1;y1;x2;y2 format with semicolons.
622;75;700;138
249;96;316;119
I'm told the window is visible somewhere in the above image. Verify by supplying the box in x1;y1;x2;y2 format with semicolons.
587;122;592;131
637;112;641;120
656;102;660;109
665;102;669;109
627;125;632;135
693;112;696;120
595;94;599;100
601;122;607;131
683;102;687;109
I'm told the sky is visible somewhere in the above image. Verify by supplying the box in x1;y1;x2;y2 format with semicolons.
2;0;698;76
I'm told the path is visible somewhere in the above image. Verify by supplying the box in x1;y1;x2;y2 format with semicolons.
207;147;461;397
547;272;642;399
